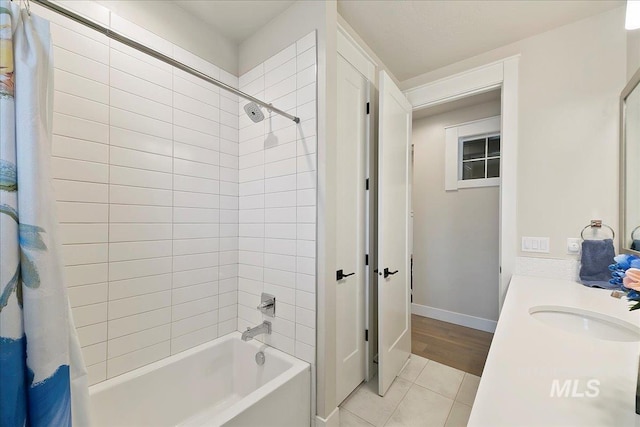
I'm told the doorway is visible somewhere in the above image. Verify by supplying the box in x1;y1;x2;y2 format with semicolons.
411;90;502;335
404;58;520;312
335;60;413;405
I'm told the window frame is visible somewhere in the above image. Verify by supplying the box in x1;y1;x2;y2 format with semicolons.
458;132;501;188
444;115;501;190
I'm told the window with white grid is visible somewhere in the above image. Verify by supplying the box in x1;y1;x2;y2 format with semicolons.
459;133;501;182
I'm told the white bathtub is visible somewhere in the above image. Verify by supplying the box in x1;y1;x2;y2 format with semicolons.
89;332;311;427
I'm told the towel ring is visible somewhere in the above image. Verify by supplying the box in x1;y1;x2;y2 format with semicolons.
580;220;615;241
632;225;640;240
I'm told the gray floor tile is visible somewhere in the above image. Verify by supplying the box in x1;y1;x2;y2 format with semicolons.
340;408;376;427
385;383;454;427
444;402;472;427
455;373;480;406
398;354;429;383
342;376;412;427
414;360;465;399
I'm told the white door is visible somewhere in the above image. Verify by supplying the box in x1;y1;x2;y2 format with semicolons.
377;71;412;396
336;54;368;404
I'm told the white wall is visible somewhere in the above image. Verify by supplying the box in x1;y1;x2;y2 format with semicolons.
402;7;627;262
239;1;339;422
94;0;238;75
34;2;239;385
239;1;327;75
37;1;336;422
412;100;501;323
236;32;317;364
627;29;640;79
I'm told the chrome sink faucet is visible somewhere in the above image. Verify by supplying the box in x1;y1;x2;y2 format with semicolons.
242;321;272;341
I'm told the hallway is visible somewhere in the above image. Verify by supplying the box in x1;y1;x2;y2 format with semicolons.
411;315;493;377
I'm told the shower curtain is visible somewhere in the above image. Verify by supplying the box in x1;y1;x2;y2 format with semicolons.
0;2;90;426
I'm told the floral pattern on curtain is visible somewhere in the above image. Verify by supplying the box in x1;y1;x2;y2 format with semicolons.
0;2;90;426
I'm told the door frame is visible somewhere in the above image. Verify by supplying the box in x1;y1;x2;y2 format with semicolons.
403;56;520;312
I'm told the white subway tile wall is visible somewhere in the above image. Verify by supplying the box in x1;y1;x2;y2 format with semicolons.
44;7;239;385
237;32;317;364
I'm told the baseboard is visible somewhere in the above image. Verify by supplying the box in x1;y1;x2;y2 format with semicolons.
412;303;497;333
314;407;339;427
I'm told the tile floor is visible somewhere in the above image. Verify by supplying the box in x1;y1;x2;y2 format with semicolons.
339;355;480;427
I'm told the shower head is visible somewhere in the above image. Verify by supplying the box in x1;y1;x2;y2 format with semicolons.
244;102;265;123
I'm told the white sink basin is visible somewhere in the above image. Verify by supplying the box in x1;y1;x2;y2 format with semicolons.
529;305;640;342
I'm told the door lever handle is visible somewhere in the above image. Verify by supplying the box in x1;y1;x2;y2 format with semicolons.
383;268;399;278
336;269;355;281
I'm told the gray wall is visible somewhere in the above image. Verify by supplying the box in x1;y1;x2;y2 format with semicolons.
412;100;501;322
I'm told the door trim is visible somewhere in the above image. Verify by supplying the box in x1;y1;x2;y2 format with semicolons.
337;23;377;83
403;55;520;312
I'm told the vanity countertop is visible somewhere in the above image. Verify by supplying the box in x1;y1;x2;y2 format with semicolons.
468;275;640;426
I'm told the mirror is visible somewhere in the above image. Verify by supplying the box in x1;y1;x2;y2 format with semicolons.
621;68;640;254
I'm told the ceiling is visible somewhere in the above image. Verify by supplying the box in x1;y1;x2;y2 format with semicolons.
170;1;622;80
172;0;295;44
338;0;623;82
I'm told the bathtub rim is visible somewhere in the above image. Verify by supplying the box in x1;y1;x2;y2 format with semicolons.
89;331;311;425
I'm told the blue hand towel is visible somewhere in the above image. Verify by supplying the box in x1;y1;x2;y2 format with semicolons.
579;239;616;288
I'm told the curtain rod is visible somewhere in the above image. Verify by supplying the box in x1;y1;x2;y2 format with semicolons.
31;0;300;123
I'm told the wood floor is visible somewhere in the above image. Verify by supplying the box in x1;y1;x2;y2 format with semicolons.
411;314;493;377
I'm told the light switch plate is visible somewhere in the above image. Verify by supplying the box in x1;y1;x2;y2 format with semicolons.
522;237;550;253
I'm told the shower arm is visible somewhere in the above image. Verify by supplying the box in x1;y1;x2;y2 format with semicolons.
31;0;301;124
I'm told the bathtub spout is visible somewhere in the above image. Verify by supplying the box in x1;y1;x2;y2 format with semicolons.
242;321;272;341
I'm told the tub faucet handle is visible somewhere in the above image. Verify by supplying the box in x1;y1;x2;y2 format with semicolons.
257;293;276;317
257;300;273;309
